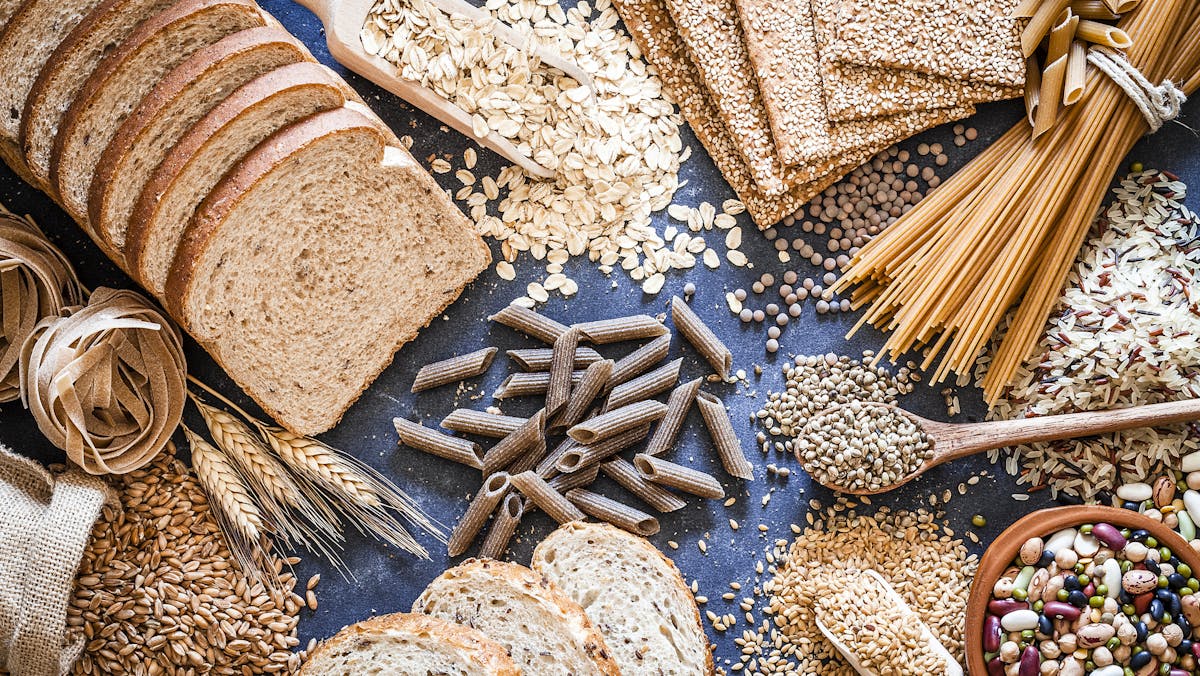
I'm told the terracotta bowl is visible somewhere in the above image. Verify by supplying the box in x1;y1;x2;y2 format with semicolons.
966;506;1200;674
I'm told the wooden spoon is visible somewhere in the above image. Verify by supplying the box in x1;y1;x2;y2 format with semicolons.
294;0;595;179
808;397;1200;495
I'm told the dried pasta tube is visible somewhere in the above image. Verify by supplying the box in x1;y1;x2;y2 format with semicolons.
1024;55;1042;125
1064;40;1088;105
510;471;585;524
606;358;682;410
644;378;703;456
608;334;671;387
507;347;603;371
394;417;484;470
447;473;511;557
411;347;498;392
1022;0;1071;55
536;437;580;478
671;296;732;378
600;458;686;512
568;400;668;444
481;409;546;475
575;315;668;344
546;465;599;493
1069;0;1119;19
555;424;651;473
488;304;569;344
633;454;725;499
696;392;753;480
505;435;548;475
566;488;659;536
1099;0;1137;14
1047;9;1079;62
493;370;585;398
546;328;582;417
553;359;614;430
478;494;524;559
1076;19;1132;47
1033;55;1068;138
440;409;527;438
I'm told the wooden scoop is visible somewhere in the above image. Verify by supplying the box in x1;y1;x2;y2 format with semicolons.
294;0;595;179
811;397;1200;495
813;569;963;676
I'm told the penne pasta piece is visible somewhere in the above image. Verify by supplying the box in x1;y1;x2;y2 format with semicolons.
411;347;498;393
1075;19;1131;47
671;296;732;378
695;392;753;480
536;437;580;478
574;315;668;344
600;458;687;512
566;488;659;536
478;493;524;559
553;360;614;431
1022;0;1071;56
440;409;527;438
606;358;682;410
1046;9;1078;63
567;400;668;444
493;370;585;398
1033;55;1068;138
506;347;603;372
481;409;546;475
1024;55;1043;125
644;378;703;456
608;334;671;387
1069;0;1119;19
1100;0;1138;16
545;328;582;417
1013;0;1041;18
394;417;485;469
488;304;569;344
505;435;548;475
555;424;651;473
510;471;585;524
546;465;599;493
1064;40;1088;105
633;454;725;499
447;472;511;557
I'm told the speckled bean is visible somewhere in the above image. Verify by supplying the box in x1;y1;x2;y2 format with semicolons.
1001;609;1041;632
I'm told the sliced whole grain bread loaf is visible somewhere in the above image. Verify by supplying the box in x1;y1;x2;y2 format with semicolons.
88;26;312;261
299;613;520;676
164;106;491;435
20;0;180;190
127;61;354;296
532;521;714;675
50;0;268;225
414;558;621;675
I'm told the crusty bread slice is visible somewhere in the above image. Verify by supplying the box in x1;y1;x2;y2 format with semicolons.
164;106;491;435
126;62;353;296
20;0;181;190
300;613;520;676
88;26;312;261
414;558;621;675
50;0;267;225
532;522;714;675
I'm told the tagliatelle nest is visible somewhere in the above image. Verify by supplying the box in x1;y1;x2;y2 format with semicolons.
21;287;186;474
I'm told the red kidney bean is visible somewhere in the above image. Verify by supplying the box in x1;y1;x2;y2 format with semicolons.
1092;522;1128;549
1019;646;1039;676
988;599;1030;615
984;615;1003;652
987;657;1005;676
1135;591;1154;615
1042;601;1081;620
1083;583;1096;597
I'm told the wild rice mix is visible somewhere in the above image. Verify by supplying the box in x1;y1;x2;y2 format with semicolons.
984;170;1200;500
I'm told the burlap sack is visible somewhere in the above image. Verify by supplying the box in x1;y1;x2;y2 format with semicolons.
0;445;108;676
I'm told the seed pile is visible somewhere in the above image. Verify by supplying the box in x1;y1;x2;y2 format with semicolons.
795;401;932;492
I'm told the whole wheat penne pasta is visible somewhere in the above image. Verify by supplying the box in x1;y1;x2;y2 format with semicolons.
536;437;579;478
568;400;668;444
695;392;753;480
394;417;484;469
411;347;498;393
1046;9;1078;64
566;488;659;536
493;370;585;398
671;296;732;378
600;458;687;512
633;454;725;499
574;315;668;344
645;378;703;456
1064;40;1088;105
553;359;615;430
510;471;585;524
606;358;682;410
447;472;511;557
478;493;524;559
440;409;527;438
545;328;581;417
1024;55;1042;125
1099;0;1137;13
608;334;671;387
1075;19;1131;47
481;409;546;475
1069;0;1119;19
488;304;569;344
555;424;652;473
1013;0;1041;18
1033;55;1068;138
505;436;548;475
546;465;599;493
507;347;603;371
1022;0;1071;56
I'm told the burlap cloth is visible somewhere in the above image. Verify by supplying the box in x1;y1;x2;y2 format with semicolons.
0;445;108;676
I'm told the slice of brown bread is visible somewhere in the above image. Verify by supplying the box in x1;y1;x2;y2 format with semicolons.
414;558;621;675
50;0;267;226
0;0;24;28
165;106;491;435
532;521;714;675
300;613;520;676
127;62;354;296
20;0;180;191
88;26;312;262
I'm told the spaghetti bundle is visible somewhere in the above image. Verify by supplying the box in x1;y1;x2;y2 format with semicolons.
834;0;1200;404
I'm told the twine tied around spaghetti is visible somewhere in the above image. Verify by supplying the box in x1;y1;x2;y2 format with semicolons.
1088;45;1188;133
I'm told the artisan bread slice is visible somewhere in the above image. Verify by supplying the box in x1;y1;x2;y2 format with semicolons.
532;521;714;675
165;106;491;435
20;0;180;190
50;0;268;225
127;62;354;296
414;558;621;675
300;612;520;676
88;26;312;260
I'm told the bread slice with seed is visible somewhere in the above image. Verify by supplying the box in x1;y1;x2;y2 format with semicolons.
127;61;355;296
88;26;312;261
50;0;268;225
532;521;714;675
164;105;491;435
300;612;520;676
414;558;621;675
